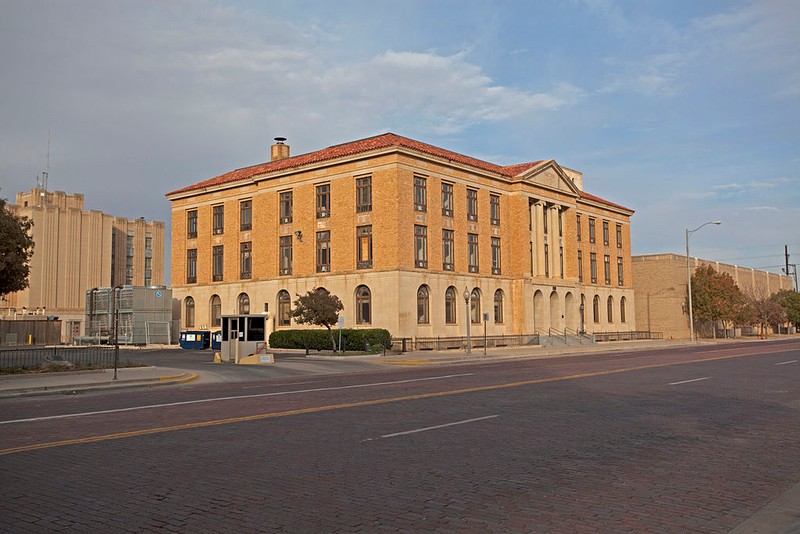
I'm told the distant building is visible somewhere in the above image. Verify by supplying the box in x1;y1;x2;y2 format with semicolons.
166;133;636;341
1;188;166;343
632;253;792;339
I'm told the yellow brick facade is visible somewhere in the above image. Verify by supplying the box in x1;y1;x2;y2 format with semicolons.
166;135;636;340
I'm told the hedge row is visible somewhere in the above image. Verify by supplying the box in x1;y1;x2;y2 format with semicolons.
269;328;392;353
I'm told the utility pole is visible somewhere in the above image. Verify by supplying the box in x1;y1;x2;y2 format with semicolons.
786;245;791;278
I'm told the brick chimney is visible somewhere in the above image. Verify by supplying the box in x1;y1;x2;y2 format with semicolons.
271;137;290;161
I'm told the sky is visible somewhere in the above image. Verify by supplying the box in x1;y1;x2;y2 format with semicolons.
1;0;798;283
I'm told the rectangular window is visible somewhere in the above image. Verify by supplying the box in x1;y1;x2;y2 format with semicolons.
240;242;252;279
468;233;479;273
576;214;581;242
558;209;563;237
560;246;564;278
213;245;224;281
491;237;501;275
590;252;597;284
616;224;623;249
603;221;610;246
316;231;330;272
544;243;549;277
213;205;224;235
356;176;372;213
604;254;611;284
357;225;373;269
414;225;428;268
490;194;500;226
589;218;596;243
279;236;292;275
577;250;583;283
543;207;549;235
187;210;198;239
316;184;330;219
617;256;624;286
442;229;454;270
414;176;427;212
240;200;252;231
467;189;478;221
186;249;197;283
441;182;453;217
279;191;293;224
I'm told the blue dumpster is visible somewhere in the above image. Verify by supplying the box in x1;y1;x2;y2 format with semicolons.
179;330;210;350
210;331;222;350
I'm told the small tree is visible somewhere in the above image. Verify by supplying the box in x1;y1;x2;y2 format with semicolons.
772;289;800;328
750;297;786;338
689;265;746;338
291;287;344;351
0;196;35;297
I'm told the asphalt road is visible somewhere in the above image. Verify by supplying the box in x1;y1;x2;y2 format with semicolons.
1;340;799;532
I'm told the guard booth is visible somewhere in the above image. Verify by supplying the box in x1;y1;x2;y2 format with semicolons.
220;314;268;363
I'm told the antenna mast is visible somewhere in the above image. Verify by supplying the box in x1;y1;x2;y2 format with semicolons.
43;128;51;192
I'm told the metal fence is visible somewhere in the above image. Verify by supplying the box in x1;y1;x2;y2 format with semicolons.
0;346;120;370
592;331;663;342
390;334;540;352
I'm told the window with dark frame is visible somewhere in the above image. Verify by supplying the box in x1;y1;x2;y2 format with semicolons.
316;231;330;272
604;254;611;284
213;205;224;235
590;252;597;283
544;243;550;277
620;297;627;323
589;218;596;243
414;176;427;212
357;225;373;269
577;250;583;282
212;245;223;281
467;189;478;221
576;214;581;241
442;229;454;270
414;225;427;268
559;246;564;278
185;297;195;327
279;236;292;275
240;200;252;231
441;182;453;217
593;295;600;323
616;224;623;248
240;242;252;279
279;191;293;224
491;237;501;275
316;184;330;219
470;289;481;324
494;289;504;323
490;194;500;225
186;249;197;283
187;210;198;239
617;256;624;286
278;290;291;326
211;295;222;327
356;285;371;324
417;285;430;324
468;233;479;273
603;221;609;246
607;296;614;323
356;176;372;213
445;287;457;324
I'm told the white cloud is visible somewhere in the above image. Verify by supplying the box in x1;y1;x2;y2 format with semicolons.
744;206;779;212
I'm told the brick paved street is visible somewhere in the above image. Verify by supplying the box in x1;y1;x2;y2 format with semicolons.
1;340;799;532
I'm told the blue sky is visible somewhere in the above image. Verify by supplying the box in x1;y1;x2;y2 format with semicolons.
1;0;798;280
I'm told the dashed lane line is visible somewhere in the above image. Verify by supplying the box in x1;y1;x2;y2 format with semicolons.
668;377;711;386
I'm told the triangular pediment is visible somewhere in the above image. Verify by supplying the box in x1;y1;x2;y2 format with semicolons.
515;160;581;197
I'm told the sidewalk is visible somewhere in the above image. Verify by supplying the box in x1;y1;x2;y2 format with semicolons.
0;366;198;398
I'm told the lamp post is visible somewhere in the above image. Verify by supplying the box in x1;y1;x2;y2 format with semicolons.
111;286;123;380
686;221;722;342
463;287;472;355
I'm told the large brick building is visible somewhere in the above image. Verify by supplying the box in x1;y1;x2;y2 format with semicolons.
165;134;635;340
1;188;166;343
632;253;793;339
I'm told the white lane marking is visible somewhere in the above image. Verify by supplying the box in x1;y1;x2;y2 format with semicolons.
0;373;474;425
775;360;797;366
668;377;710;386
241;381;316;389
364;415;499;441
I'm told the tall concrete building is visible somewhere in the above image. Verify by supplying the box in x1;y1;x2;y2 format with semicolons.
166;133;636;340
1;188;165;342
632;253;793;339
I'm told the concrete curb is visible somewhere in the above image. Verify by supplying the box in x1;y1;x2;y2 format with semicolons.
0;371;199;398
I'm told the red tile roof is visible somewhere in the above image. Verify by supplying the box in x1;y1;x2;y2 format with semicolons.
165;132;633;212
578;191;633;213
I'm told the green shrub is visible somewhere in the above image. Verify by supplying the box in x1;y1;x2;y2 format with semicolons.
269;328;391;353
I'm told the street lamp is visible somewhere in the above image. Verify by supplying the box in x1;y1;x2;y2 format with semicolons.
686;221;722;342
463;287;472;355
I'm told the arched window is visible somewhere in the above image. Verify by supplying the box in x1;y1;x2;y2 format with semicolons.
238;293;250;314
278;290;291;327
593;295;600;323
607;296;614;323
620;296;627;323
471;288;482;324
493;289;504;323
417;285;430;324
184;297;195;328
210;295;222;327
444;287;457;324
356;285;371;324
